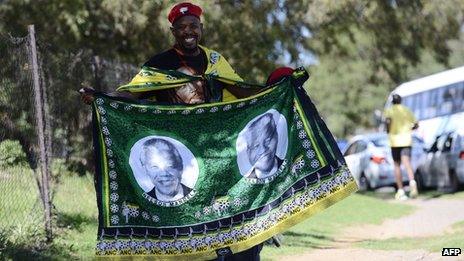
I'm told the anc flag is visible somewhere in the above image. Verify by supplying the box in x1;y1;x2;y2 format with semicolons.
92;69;357;259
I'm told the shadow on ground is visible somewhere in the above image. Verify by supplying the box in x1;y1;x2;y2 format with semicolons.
55;211;96;232
357;186;462;201
0;211;96;260
277;230;341;249
0;232;73;261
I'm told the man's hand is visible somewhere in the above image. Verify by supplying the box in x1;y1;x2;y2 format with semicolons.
79;87;95;105
385;118;391;134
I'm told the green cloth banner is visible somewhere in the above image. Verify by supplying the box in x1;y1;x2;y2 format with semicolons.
92;72;357;260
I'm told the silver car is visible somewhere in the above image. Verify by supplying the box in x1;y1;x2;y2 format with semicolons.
415;130;464;192
344;133;424;191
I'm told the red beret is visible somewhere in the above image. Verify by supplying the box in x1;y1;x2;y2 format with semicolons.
168;2;202;24
266;67;294;85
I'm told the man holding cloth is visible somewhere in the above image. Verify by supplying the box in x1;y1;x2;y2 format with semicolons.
81;2;264;260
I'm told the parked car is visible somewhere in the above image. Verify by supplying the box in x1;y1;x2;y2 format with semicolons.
343;133;425;191
415;130;464;192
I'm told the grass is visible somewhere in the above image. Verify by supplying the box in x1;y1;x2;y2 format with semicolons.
0;166;44;229
51;174;98;259
4;165;462;260
0;166;98;260
0;166;47;259
261;192;415;260
356;220;464;251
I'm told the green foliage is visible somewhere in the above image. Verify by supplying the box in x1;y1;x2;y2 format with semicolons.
0;139;27;167
305;0;464;83
1;0;464;155
3;0;462;82
50;158;72;180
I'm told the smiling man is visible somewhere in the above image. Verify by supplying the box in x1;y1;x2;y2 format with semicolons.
134;2;257;104
80;2;252;104
80;2;259;104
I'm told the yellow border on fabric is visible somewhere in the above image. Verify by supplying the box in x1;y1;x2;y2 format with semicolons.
95;180;358;260
293;98;327;166
93;102;110;227
117;81;194;92
226;180;358;256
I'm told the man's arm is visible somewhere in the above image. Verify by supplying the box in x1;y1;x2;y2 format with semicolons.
222;66;300;99
224;84;260;99
408;108;419;130
79;87;141;105
385;118;391;134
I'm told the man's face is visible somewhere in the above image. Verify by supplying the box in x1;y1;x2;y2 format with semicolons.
171;15;203;52
143;146;182;197
247;117;278;173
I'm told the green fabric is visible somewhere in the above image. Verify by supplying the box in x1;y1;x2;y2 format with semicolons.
92;74;357;259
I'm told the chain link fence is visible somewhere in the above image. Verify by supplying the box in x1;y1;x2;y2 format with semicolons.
0;32;46;251
0;25;138;252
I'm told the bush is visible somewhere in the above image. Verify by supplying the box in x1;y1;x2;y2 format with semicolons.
0;140;27;168
50;158;76;180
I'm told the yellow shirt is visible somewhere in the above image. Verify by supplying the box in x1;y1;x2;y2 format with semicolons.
384;104;417;147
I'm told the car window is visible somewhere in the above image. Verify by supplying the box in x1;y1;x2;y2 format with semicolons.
355;141;367;153
436;135;448;152
372;137;389;147
457;135;464;151
344;142;358;156
429;139;439;152
443;135;453;152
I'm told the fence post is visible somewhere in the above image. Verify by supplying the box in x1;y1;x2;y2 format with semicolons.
28;24;52;242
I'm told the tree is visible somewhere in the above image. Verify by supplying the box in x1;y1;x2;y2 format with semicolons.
1;0;463;165
305;0;464;84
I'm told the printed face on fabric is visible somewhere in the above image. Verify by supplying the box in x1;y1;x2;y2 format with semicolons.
236;109;289;181
129;135;199;205
175;66;205;104
171;15;203;53
141;138;183;198
247;113;279;174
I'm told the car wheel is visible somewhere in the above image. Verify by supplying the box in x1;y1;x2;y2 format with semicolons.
358;173;370;191
414;170;425;192
449;170;459;193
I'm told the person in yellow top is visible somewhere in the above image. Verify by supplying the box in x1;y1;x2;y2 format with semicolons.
384;94;419;200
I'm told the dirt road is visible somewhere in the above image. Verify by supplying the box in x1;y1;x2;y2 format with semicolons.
283;197;464;261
